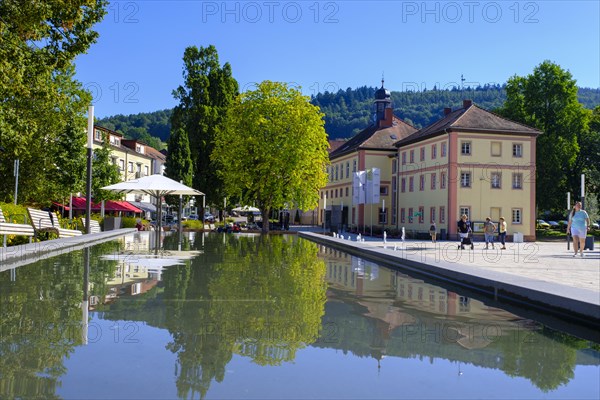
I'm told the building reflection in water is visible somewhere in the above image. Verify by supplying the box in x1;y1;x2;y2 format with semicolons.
316;244;540;369
94;231;202;307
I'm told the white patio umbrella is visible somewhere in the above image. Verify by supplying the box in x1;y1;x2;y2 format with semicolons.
101;174;204;233
232;205;260;213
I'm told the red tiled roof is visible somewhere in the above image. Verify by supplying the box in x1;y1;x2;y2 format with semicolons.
330;116;417;159
328;139;347;153
395;103;542;147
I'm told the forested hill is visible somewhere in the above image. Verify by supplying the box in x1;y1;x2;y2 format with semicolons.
313;85;600;139
96;109;172;150
97;87;600;143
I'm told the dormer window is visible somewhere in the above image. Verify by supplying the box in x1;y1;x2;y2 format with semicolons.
136;144;144;154
110;135;120;146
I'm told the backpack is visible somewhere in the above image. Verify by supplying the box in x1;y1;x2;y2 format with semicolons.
430;225;436;231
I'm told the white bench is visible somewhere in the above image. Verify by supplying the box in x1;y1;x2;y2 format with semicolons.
81;218;102;233
27;208;82;238
0;207;35;247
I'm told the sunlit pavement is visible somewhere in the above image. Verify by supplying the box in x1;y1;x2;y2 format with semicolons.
298;231;600;322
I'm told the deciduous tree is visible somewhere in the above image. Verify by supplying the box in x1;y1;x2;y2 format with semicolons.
498;61;588;212
0;0;107;204
213;81;330;232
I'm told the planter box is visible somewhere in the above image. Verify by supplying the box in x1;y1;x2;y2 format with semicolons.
103;217;122;231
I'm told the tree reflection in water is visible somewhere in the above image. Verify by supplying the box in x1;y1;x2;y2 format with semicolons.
161;234;327;399
0;241;122;399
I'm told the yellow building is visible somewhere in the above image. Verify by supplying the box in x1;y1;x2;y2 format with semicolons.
319;82;417;230
394;100;541;240
92;125;166;203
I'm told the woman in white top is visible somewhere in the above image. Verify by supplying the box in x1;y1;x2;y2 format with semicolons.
567;201;590;257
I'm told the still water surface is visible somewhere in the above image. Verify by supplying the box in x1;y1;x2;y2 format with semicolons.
1;232;598;399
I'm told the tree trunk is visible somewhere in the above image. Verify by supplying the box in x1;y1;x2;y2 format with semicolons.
261;207;270;233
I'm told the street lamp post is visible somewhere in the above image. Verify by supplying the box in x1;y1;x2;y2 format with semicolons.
323;194;327;234
567;192;571;250
85;106;94;234
581;174;585;210
13;158;19;205
382;199;385;236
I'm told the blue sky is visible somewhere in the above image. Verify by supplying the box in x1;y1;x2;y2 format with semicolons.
74;1;600;118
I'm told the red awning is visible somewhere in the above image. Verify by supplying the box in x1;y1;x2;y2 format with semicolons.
54;198;142;213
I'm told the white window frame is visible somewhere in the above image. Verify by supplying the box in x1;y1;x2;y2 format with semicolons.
461;141;471;155
512;173;523;189
460;207;471;220
460;172;471;187
513;143;523;158
491;172;501;189
512;208;522;224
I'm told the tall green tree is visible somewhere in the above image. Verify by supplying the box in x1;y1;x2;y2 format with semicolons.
498;61;588;211
213;81;330;233
573;106;600;209
171;45;238;206
165;127;193;187
164;126;193;206
0;0;107;204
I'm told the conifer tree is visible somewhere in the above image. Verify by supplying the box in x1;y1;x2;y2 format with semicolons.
171;45;238;207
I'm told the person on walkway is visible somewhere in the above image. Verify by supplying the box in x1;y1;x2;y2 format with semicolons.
429;221;437;243
498;217;507;250
483;217;496;249
567;201;590;257
457;214;472;249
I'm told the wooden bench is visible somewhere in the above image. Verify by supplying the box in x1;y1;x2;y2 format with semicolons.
0;207;35;247
81;218;102;233
27;208;82;238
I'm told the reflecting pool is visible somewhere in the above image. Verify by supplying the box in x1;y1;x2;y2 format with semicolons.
1;232;598;399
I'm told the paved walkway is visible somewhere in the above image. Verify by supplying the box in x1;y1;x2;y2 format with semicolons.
0;228;137;271
298;231;600;323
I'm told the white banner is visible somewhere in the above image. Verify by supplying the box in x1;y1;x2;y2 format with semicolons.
353;171;366;205
366;168;380;204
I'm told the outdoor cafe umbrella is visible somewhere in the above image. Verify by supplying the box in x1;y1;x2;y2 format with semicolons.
101;174;204;232
231;205;260;213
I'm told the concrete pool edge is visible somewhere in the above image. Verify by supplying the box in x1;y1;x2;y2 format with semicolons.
0;228;137;271
298;232;600;326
